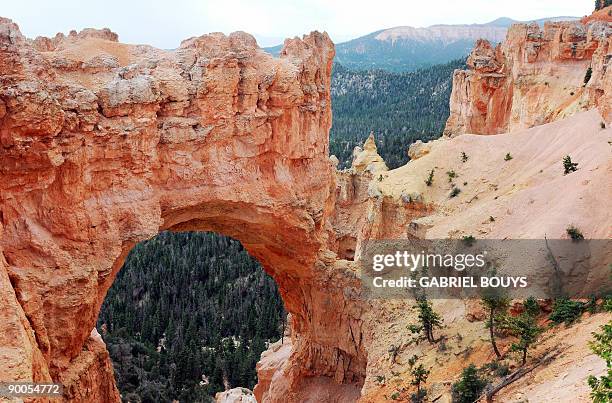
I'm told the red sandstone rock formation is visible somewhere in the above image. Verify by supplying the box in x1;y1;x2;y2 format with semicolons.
444;14;611;136
0;17;375;402
583;5;612;24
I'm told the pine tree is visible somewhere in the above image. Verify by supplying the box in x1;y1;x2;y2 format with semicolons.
452;364;487;403
563;155;578;174
415;296;443;343
498;312;543;365
411;364;430;402
481;294;510;359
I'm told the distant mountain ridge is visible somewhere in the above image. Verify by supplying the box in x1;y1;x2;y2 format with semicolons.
264;16;578;72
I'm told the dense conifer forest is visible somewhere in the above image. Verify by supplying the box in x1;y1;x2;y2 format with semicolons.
97;232;285;402
98;59;462;401
330;59;465;169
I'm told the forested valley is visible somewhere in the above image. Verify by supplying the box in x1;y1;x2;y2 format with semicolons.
330;59;465;169
98;232;285;402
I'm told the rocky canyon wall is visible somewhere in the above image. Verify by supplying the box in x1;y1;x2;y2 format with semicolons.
444;9;612;135
0;17;375;402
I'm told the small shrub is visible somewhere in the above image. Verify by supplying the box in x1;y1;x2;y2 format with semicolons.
504;153;513;161
407;354;419;368
563;155;578;174
390;391;400;400
483;361;508;375
495;363;510;377
587;296;598;314
523;297;540;317
446;170;457;182
567;225;584;241
587;323;612;402
603;296;612;312
451;364;487;403
483;361;499;371
601;121;606;129
450;186;461;198
461;152;469;163
462;235;476;246
425;169;434;186
489;216;495;222
374;375;385;384
408;324;423;334
549;298;585;325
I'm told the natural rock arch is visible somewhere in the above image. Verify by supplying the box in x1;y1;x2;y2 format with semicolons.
0;19;368;402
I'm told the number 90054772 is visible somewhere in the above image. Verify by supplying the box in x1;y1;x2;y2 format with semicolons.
0;383;63;397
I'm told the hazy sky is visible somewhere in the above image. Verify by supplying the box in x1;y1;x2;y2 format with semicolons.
2;0;593;47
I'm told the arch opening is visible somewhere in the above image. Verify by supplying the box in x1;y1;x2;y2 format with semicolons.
97;230;287;402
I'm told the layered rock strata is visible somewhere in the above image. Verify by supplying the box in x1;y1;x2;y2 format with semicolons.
445;9;612;135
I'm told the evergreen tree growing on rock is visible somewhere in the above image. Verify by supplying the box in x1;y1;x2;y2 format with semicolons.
563;155;578;174
415;296;443;343
451;364;488;403
481;294;510;359
411;363;430;403
498;310;543;366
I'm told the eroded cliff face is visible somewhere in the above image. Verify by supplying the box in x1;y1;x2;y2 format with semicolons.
0;17;374;402
2;13;611;403
444;9;612;136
